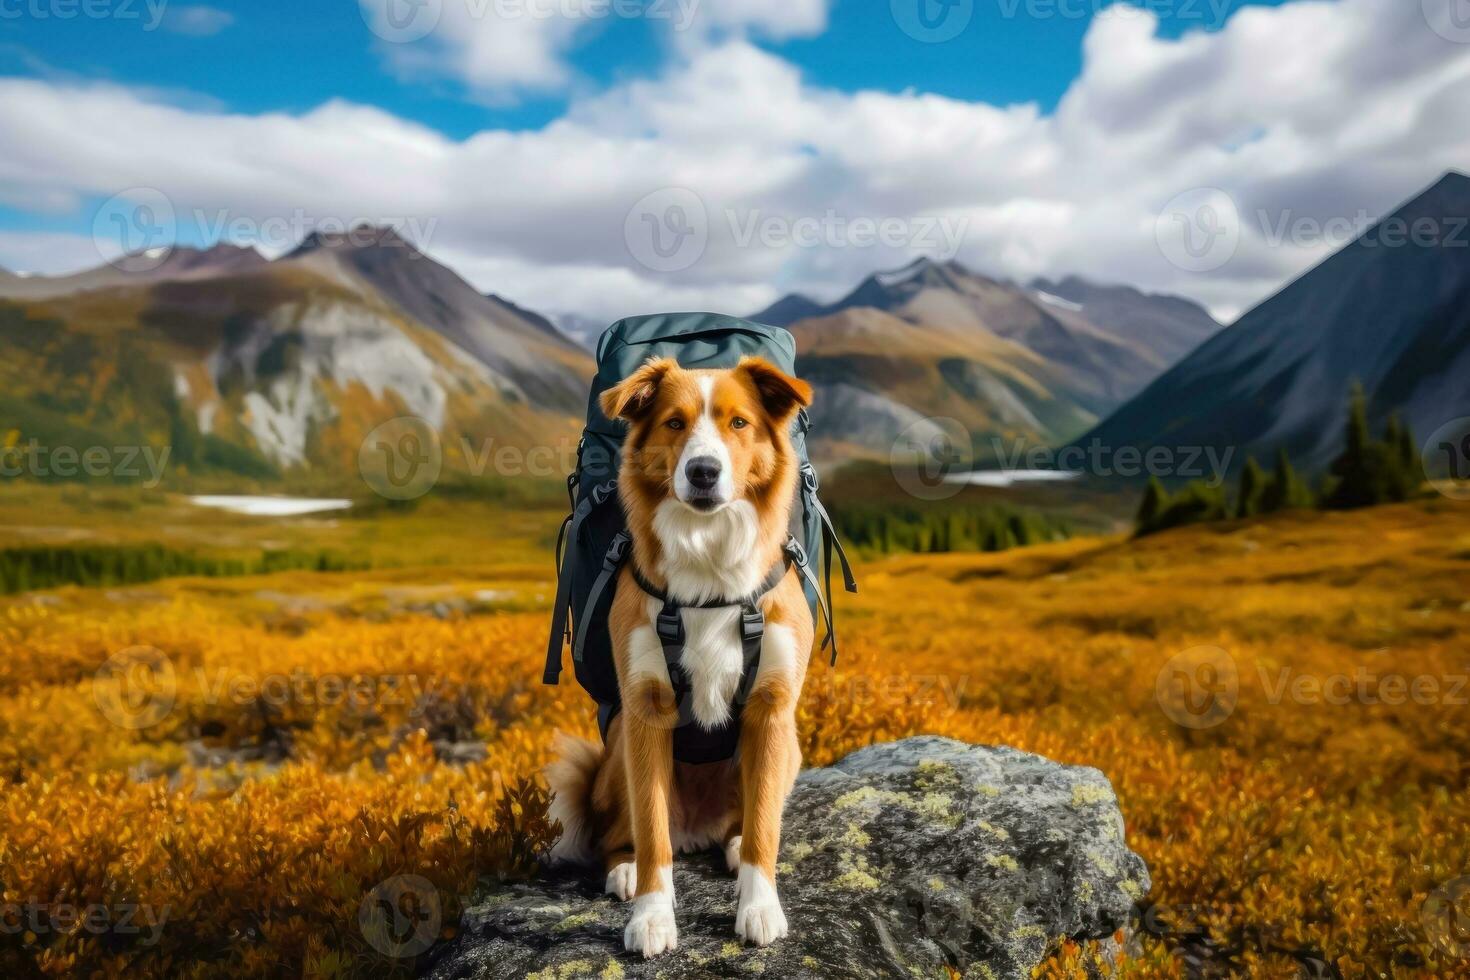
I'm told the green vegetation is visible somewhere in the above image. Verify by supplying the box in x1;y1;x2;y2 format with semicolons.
1134;479;1228;537
1136;384;1424;537
1323;385;1420;509
1260;447;1314;513
829;501;1071;555
0;543;367;594
1234;456;1266;518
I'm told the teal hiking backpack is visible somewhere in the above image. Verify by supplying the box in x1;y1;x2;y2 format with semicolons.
542;312;856;764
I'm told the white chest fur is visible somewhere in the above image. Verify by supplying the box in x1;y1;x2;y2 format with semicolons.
649;499;763;729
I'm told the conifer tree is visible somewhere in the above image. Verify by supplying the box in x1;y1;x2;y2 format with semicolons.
1137;476;1169;527
1261;448;1312;512
1236;456;1265;518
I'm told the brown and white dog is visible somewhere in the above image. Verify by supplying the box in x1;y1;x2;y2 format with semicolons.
546;355;815;957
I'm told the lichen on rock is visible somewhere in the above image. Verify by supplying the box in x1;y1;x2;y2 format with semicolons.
425;737;1149;980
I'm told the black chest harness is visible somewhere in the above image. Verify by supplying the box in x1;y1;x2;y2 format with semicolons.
594;533;835;764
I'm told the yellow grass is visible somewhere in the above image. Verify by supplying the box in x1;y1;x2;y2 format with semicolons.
1;493;1468;977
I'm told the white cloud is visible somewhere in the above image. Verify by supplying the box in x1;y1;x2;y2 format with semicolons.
160;5;235;36
2;0;1469;324
361;0;824;101
683;0;828;41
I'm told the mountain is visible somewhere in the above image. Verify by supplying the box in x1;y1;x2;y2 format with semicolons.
1029;276;1220;366
0;242;268;300
1084;172;1470;473
755;292;826;328
0;229;593;484
788;304;1097;459
548;312;607;351
279;228;588;414
758;258;1219;457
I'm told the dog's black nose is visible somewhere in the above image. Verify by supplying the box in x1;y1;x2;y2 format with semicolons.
685;456;721;491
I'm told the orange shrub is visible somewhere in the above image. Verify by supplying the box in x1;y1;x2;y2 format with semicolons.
0;499;1467;978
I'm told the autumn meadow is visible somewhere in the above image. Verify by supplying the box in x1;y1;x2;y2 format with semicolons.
0;477;1465;979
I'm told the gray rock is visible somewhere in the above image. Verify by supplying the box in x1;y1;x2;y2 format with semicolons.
424;736;1149;980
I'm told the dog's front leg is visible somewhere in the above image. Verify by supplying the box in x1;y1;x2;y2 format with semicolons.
621;661;680;958
735;630;802;946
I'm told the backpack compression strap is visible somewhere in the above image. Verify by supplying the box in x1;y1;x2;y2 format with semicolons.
543;480;619;686
799;465;858;661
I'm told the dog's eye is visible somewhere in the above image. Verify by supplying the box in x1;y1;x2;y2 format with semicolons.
731;417;749;430
666;418;685;430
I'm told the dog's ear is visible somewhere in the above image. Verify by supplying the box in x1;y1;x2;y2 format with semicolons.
737;356;813;427
601;357;676;424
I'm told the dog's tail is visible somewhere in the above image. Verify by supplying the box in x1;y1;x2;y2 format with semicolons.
545;732;603;865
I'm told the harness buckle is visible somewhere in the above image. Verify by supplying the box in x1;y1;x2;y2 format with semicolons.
656;603;683;645
602;532;630;571
740;605;765;643
783;537;808;568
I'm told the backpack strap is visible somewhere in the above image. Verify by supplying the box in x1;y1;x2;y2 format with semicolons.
733;603;766;706
573;530;631;665
783;536;838;666
653;600;698;729
798;465;856;665
802;464;858;594
543;481;618;685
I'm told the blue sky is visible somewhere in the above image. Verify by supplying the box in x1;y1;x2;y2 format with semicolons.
4;0;1295;135
0;0;1465;322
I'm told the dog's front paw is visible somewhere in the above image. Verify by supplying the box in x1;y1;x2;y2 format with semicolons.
605;862;637;902
624;895;678;958
734;864;788;947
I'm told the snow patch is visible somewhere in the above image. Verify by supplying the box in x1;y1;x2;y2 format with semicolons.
189;495;353;517
1033;290;1084;313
